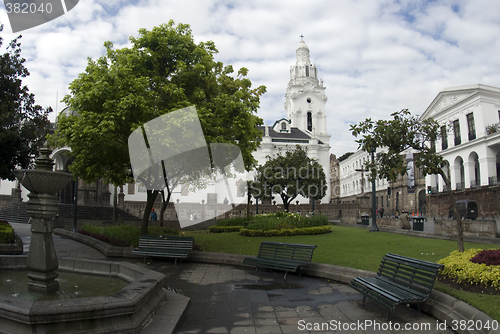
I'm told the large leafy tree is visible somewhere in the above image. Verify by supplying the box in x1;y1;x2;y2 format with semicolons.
0;24;50;180
53;21;265;234
350;109;465;252
251;146;327;212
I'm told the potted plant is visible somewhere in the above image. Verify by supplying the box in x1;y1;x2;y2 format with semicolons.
486;124;499;134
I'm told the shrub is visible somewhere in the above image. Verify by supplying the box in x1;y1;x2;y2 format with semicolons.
79;224;180;247
438;249;500;290
210;213;330;236
213;217;251;227
78;229;129;247
209;226;243;233
471;249;500;266
239;225;331;237
0;221;14;244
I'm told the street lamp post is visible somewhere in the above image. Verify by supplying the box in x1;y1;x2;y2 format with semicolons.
370;148;379;232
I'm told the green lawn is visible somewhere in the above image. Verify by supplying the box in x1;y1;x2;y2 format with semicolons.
183;224;500;320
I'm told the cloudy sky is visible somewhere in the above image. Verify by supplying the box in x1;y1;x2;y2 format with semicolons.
1;0;500;157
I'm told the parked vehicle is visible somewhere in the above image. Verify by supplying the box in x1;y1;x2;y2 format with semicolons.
449;200;479;220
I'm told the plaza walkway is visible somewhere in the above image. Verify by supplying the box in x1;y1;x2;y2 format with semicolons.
11;223;454;334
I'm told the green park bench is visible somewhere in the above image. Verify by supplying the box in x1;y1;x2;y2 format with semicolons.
132;235;194;265
243;241;317;280
349;253;444;320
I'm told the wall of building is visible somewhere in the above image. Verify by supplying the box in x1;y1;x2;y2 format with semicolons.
426;186;500;218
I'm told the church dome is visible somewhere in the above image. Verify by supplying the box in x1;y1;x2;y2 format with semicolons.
295;38;311;65
297;39;309;51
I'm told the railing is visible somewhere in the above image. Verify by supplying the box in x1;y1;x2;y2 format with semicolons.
456;182;465;191
431;186;439;194
489;176;499;186
470;180;479;189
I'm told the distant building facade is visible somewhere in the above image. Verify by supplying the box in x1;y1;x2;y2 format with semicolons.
338;148;426;215
421;84;500;217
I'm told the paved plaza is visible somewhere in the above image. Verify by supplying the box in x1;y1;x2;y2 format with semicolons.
11;223;455;334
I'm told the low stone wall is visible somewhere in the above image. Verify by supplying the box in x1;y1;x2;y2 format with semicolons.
435;219;498;238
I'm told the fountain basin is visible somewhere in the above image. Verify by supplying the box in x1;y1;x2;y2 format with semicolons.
0;256;167;334
13;169;72;194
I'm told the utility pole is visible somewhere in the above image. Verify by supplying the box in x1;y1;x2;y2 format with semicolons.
370;148;379;232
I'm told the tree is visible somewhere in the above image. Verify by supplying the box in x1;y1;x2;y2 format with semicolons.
0;24;50;180
53;21;265;235
251;146;327;212
350;109;465;252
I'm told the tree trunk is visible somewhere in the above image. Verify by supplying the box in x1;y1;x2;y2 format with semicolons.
141;190;159;235
159;189;171;228
281;194;290;212
439;171;464;252
113;185;117;224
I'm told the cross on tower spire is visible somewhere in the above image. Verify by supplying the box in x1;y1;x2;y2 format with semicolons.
300;34;304;41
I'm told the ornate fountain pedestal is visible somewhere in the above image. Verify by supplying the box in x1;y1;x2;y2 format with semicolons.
14;148;72;293
25;192;63;292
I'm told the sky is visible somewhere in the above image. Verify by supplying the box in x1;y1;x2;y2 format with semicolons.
2;0;500;157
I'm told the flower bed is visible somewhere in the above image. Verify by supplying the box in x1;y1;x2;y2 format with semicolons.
438;249;500;290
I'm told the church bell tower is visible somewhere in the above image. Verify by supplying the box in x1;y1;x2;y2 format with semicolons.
285;37;329;145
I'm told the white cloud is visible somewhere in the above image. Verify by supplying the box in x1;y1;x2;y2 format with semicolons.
1;0;500;156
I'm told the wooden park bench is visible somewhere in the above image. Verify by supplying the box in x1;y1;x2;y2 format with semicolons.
349;253;444;319
132;235;194;265
243;241;317;280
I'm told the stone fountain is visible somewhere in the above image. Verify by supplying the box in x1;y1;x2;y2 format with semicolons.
14;144;72;292
0;146;168;333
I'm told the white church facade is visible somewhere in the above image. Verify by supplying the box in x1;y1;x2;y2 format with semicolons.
252;38;331;204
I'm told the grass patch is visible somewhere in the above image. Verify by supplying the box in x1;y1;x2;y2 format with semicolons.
182;225;500;320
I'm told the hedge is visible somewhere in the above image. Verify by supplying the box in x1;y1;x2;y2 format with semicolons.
209;226;244;233
239;225;331;237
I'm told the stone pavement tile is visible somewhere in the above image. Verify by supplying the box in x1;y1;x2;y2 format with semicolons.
275;310;298;319
229;326;257;334
205;326;230;334
254;317;279;326
255;312;278;320
269;300;294;309
334;283;359;294
257;305;274;313
254;325;283;334
279;324;304;333
276;316;301;325
232;318;254;326
295;305;322;318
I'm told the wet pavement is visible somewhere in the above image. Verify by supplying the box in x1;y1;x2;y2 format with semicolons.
11;223;455;334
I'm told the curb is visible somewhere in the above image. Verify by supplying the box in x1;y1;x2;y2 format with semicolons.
54;229;497;334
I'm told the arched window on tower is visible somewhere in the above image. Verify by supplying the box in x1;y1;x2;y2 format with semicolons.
281;122;287;131
307;112;312;132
